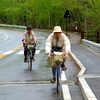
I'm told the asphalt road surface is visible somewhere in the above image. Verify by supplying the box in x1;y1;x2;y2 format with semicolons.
0;28;84;100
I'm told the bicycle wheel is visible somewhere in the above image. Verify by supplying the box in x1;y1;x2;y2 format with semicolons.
57;73;59;93
29;54;32;71
56;65;60;93
27;53;32;71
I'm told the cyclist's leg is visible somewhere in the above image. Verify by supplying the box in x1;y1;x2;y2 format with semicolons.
51;67;56;83
51;57;57;83
32;47;36;56
52;67;56;77
61;59;67;70
32;47;36;60
24;45;27;62
57;64;61;78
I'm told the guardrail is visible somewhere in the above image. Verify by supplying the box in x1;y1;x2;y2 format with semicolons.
0;24;26;29
82;39;100;53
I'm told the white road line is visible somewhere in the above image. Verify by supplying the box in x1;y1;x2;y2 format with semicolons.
61;71;72;100
36;50;40;54
17;50;40;54
0;32;8;43
17;50;23;54
62;85;71;100
61;71;67;81
37;37;45;39
3;51;14;54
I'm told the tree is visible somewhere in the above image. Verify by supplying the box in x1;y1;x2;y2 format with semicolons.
0;0;100;32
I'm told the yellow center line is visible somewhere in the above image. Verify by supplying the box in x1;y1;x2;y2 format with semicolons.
0;44;23;59
11;44;23;51
0;54;6;59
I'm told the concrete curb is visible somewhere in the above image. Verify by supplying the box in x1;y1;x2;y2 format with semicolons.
69;51;97;100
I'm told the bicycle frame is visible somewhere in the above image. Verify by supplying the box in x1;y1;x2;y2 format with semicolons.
27;44;34;71
51;49;62;93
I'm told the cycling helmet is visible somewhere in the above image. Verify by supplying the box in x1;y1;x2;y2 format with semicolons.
26;25;32;30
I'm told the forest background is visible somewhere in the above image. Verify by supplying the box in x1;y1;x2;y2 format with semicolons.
0;0;100;32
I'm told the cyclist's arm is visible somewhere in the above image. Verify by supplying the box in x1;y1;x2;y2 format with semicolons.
32;32;37;44
45;34;53;59
33;34;37;44
63;34;70;53
22;32;26;44
45;34;53;54
63;34;71;59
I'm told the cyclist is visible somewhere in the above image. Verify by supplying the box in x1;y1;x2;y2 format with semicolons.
22;25;37;62
45;26;70;83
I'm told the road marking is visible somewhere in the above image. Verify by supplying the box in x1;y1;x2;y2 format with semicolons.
0;81;51;85
0;44;23;59
3;51;14;54
37;37;45;39
17;50;23;54
12;44;23;51
61;71;67;81
36;50;40;54
61;71;72;100
17;50;40;54
0;32;8;43
62;85;71;100
80;74;100;78
0;54;6;58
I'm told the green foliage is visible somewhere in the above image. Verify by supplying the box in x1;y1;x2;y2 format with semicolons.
0;0;100;31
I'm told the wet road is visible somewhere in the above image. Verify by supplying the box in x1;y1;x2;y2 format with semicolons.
0;28;84;100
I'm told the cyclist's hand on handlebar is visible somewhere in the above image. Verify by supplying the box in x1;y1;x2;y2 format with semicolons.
23;43;25;46
63;53;69;59
47;53;51;59
23;42;27;47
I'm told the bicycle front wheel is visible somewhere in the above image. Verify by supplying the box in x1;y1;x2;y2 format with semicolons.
27;54;32;71
57;73;60;93
56;63;61;93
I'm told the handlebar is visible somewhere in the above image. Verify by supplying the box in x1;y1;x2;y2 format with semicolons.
23;43;36;50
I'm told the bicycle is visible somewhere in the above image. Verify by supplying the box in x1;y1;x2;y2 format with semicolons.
27;43;35;71
56;62;61;93
52;51;63;93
